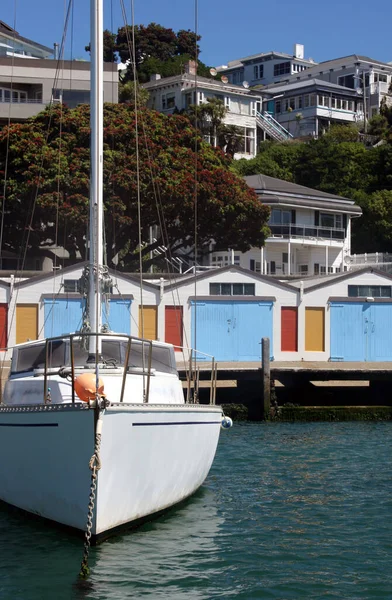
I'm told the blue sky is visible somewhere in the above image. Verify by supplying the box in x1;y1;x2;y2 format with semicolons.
2;0;392;67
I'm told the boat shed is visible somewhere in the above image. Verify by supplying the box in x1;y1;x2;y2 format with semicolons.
7;263;159;356
298;267;392;361
161;266;299;362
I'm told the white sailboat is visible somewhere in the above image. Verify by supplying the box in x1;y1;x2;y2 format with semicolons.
0;0;227;543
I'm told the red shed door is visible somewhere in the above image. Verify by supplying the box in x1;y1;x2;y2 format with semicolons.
0;304;7;349
281;307;297;352
165;306;183;349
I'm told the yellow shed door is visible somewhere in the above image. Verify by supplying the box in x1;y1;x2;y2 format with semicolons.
16;304;38;344
305;307;325;351
139;306;157;340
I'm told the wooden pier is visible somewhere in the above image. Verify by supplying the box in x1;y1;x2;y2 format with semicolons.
178;358;392;419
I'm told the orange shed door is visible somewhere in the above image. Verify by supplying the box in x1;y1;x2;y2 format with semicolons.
305;307;325;351
281;307;298;352
139;306;157;340
16;304;38;344
165;306;183;349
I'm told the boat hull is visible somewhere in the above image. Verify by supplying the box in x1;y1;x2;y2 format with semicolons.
0;403;222;537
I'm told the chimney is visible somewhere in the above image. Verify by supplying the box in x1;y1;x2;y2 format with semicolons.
294;44;304;59
184;60;197;76
150;73;161;81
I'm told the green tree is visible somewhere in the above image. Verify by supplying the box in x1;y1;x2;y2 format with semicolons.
115;23;210;83
85;29;117;62
0;103;270;270
352;190;392;252
118;81;149;105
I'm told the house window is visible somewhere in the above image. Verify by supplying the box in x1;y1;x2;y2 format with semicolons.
338;74;355;89
320;213;343;229
274;62;291;76
162;93;176;110
289;98;295;110
63;279;79;293
304;94;316;107
1;87;27;103
275;100;281;114
299;265;308;274
236;127;255;155
348;285;392;298
270;261;276;274
209;283;255;296
318;96;329;107
296;96;303;109
184;92;193;108
224;96;231;110
374;73;387;83
253;64;264;79
270;209;291;224
314;263;320;275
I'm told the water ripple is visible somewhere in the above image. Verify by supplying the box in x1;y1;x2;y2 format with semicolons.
0;422;392;599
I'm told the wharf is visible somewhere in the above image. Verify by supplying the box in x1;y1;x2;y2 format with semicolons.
178;360;392;382
177;361;392;416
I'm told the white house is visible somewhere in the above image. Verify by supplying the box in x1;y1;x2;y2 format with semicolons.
278;54;392;122
143;64;261;158
208;174;362;277
0;20;53;59
262;79;364;138
215;44;316;87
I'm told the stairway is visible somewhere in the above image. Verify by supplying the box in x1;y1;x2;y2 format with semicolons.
256;111;293;142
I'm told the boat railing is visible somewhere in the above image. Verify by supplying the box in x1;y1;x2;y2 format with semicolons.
43;332;155;405
177;346;217;405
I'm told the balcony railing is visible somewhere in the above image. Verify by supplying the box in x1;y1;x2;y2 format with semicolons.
269;223;345;241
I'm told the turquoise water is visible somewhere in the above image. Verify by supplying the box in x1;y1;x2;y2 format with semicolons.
1;422;392;599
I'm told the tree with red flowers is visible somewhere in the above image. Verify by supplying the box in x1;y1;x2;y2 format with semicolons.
0;103;270;270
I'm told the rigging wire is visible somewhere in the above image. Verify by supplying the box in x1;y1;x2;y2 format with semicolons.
0;0;75;369
192;0;199;397
0;0;18;268
117;0;193;376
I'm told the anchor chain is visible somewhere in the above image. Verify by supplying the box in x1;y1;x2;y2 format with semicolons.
79;404;106;579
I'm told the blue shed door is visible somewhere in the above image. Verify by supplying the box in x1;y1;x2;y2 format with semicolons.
330;302;392;361
45;298;132;338
102;299;132;334
368;304;392;361
44;298;84;338
191;300;273;362
330;302;368;361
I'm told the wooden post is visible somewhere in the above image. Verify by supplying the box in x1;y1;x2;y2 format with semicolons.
261;337;270;419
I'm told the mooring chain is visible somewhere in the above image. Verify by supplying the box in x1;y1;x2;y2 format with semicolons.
79;406;105;579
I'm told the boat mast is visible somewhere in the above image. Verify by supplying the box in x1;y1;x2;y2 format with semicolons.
89;0;104;354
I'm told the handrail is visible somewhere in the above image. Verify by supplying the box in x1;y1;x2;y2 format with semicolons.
43;332;154;405
269;223;345;241
41;334;217;406
256;111;293;140
263;111;293;138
